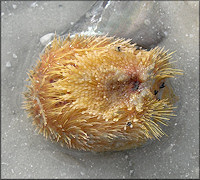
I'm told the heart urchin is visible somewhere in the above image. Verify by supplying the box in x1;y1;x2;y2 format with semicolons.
23;34;182;152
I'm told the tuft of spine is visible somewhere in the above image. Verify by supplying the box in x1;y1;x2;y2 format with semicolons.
23;34;183;152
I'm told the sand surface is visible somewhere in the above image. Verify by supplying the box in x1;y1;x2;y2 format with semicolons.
1;1;199;178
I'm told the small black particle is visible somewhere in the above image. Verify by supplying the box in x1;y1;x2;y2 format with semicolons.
132;81;140;91
117;46;121;52
159;82;165;89
157;98;160;101
127;122;132;126
154;90;158;95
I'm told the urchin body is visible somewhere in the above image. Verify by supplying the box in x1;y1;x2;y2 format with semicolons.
24;34;182;152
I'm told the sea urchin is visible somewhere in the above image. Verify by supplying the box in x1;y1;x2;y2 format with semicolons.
23;34;182;152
